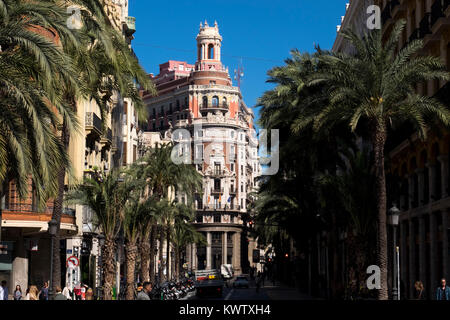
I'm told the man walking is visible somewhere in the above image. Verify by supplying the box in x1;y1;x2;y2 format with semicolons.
436;278;450;300
53;286;67;300
136;282;152;300
1;280;8;300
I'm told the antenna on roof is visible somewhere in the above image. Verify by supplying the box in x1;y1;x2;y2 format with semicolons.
234;58;244;90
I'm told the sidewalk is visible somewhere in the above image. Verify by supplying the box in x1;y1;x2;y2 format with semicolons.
260;280;322;300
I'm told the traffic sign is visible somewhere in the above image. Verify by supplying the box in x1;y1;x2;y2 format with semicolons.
66;255;79;267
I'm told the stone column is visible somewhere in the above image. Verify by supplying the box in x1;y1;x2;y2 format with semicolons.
426;162;437;202
438;155;449;198
418;215;427;292
408;219;416;298
408;174;415;209
222;232;228;265
11;236;28;298
443;210;449;281
192;243;197;270
400;221;408;298
232;231;241;274
416;168;425;206
206;232;212;269
430;212;437;289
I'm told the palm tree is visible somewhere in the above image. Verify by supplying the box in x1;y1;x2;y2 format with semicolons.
171;202;205;281
304;20;450;299
135;143;202;284
0;0;79;208
49;0;155;292
66;169;129;300
122;190;155;300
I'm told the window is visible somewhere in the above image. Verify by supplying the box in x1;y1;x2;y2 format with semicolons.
202;96;208;108
210;80;216;85
196;214;203;223
230;130;234;138
176;100;180;109
212;96;219;107
214;214;221;223
169;103;172;114
160;106;164;114
214;179;221;191
241;165;243;174
179;64;184;71
152;122;156;130
152;108;156;117
196;145;203;160
214;196;219;209
222;97;227;107
184;97;188;107
160;120;163;128
214;162;221;175
241;183;243;192
230;145;235;159
231;163;234;172
122;142;127;166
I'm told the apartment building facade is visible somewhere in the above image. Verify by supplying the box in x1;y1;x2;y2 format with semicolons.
142;21;261;276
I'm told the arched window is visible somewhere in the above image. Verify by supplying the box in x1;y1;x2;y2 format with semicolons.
208;44;214;59
212;96;219;107
222;97;227;107
202;96;208;108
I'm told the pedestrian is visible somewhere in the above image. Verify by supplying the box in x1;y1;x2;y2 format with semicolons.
53;286;67;300
26;286;39;300
1;280;8;300
136;281;152;300
85;287;94;300
413;281;425;300
436;278;450;300
13;285;22;300
39;281;49;300
62;286;72;300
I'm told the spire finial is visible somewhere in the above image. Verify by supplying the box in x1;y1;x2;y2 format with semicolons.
204;19;208;27
200;21;203;29
214;20;218;28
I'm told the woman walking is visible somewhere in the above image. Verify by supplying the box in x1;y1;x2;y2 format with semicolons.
13;285;22;300
414;281;426;300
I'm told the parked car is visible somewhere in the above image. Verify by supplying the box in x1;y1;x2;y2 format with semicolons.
233;275;249;288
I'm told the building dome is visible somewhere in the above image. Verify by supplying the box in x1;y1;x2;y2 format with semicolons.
196;20;222;41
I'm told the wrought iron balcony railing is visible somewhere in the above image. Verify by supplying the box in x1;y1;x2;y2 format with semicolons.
85;112;102;135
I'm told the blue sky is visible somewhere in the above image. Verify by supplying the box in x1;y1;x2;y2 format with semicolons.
129;0;348;125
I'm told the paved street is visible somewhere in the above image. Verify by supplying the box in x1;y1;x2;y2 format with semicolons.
186;279;317;301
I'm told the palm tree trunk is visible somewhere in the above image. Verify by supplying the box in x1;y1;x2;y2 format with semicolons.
51;119;70;294
158;227;164;284
125;243;138;300
166;225;170;280
139;238;150;282
175;246;180;281
149;223;156;284
102;237;116;300
372;122;388;300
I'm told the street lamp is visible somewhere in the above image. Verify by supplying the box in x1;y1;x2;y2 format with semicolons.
388;204;401;300
48;218;58;300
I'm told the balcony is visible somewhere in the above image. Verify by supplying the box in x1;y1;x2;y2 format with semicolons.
419;13;432;38
197;204;241;212
430;0;450;33
199;103;228;112
2;203;77;233
85;112;102;137
124;16;136;36
211;187;224;194
101;128;113;145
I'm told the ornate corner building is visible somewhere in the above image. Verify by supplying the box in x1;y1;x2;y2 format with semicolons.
142;21;261;275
